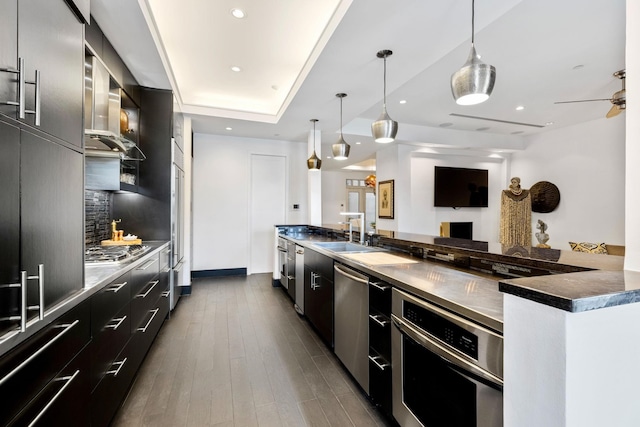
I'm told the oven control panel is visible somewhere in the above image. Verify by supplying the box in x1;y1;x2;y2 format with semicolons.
404;301;478;360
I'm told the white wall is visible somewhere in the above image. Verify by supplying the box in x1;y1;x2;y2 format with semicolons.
321;170;373;225
192;134;307;271
511;117;625;249
407;154;507;242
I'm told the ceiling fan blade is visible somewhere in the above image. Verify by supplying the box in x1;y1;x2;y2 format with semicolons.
606;104;622;118
554;98;612;104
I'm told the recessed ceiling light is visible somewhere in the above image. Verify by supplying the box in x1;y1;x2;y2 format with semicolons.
230;8;246;19
231;66;242;72
476;127;490;131
225;127;232;131
511;130;524;135
399;100;407;104
326;156;331;159
545;121;554;126
515;106;524;111
439;122;453;127
356;141;361;145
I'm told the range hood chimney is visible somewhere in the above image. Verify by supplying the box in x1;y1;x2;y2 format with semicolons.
84;55;145;160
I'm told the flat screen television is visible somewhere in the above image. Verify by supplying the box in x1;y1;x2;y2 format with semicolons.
434;166;488;208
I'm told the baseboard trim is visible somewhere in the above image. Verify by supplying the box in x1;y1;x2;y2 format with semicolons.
191;268;247;278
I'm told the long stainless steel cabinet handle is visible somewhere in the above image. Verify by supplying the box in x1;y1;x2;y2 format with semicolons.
368;355;390;371
106;281;127;293
0;319;80;387
369;281;391;291
391;314;503;387
137;259;157;271
334;264;368;284
369;314;390;327
27;369;80;427
137;309;159;333
24;69;40;126
0;57;25;118
136;280;159;299
106;358;127;376
105;315;127;331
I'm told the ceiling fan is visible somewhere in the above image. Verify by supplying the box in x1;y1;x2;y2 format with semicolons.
554;69;626;118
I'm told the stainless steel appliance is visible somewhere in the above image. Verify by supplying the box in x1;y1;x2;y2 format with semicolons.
334;263;369;394
391;288;503;427
294;245;304;315
170;138;185;310
85;245;148;265
277;237;289;289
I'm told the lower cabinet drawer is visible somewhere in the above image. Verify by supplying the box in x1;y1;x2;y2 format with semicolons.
369;311;391;361
8;345;91;427
368;351;392;416
130;275;162;332
90;303;131;391
131;293;169;355
0;300;90;426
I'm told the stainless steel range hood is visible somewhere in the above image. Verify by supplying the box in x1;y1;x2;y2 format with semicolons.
84;55;145;161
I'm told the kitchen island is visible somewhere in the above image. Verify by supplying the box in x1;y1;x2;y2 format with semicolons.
276;224;631;427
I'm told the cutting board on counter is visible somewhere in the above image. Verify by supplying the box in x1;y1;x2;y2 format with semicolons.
342;252;419;265
101;239;142;246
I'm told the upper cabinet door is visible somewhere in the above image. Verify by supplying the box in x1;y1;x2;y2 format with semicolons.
18;0;84;147
0;0;18;120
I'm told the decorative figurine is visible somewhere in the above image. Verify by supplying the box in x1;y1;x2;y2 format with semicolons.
535;219;550;248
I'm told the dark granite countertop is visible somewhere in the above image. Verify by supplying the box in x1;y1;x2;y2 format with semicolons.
500;270;640;312
279;224;630;320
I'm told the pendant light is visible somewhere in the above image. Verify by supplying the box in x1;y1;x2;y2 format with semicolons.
450;0;496;106
332;93;350;160
307;119;322;171
371;50;398;143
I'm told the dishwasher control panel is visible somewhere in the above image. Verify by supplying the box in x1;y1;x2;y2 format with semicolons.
404;301;478;360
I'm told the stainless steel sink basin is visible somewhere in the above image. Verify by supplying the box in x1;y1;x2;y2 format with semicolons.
313;242;381;253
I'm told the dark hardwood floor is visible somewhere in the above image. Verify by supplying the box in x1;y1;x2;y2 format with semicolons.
112;273;393;426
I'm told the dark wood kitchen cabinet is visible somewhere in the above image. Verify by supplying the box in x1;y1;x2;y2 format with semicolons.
0;0;84;148
0;118;84;341
0;300;91;426
304;249;334;347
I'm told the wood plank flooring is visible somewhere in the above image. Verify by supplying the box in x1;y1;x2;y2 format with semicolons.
112;274;394;427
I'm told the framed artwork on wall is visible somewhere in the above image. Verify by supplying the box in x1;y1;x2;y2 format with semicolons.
378;179;394;219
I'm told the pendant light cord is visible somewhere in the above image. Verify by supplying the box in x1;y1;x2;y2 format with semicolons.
471;0;475;45
339;97;344;137
383;56;388;109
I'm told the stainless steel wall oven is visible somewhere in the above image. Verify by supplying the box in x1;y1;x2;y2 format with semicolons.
391;288;503;427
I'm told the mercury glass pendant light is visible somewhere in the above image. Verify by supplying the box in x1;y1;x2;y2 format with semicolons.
332;93;350;160
451;0;496;106
371;50;398;143
307;119;322;171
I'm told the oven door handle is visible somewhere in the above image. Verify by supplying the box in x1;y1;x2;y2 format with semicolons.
391;314;503;388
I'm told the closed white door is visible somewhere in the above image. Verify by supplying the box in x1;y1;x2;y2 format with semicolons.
250;154;286;274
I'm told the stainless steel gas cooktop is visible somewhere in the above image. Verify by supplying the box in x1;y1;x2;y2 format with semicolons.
85;244;149;265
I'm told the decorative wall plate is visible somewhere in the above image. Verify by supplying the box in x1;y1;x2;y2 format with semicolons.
530;181;560;213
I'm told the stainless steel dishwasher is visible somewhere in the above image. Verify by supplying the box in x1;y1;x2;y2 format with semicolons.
334;263;369;394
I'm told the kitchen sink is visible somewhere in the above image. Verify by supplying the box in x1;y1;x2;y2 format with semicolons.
313;242;381;253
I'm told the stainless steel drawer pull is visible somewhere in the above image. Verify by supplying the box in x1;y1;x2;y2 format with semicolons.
161;291;170;298
106;281;127;293
369;314;390;327
369;281;391;291
368;355;390;371
106;358;127;376
105;315;127;331
0;319;79;387
137;259;157;271
310;272;319;290
137;309;159;333
0;57;25;118
136;280;159;299
27;369;80;427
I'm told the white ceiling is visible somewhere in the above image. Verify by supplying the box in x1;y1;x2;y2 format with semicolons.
91;0;626;170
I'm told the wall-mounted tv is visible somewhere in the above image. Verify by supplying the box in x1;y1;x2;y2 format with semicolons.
434;166;488;208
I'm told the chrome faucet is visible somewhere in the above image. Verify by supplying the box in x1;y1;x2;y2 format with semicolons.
339;212;365;245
